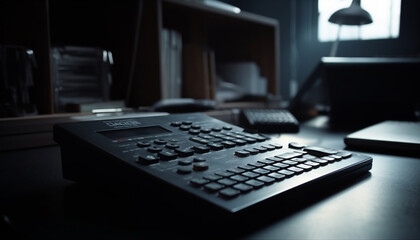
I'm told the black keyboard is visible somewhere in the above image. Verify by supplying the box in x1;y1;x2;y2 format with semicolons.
53;113;372;213
240;108;299;133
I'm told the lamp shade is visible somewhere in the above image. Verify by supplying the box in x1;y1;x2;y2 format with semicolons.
328;0;373;25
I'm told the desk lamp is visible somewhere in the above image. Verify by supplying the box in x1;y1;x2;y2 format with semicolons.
288;0;373;115
328;0;373;56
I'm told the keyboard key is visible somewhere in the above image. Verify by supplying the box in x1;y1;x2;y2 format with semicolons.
229;174;249;182
297;163;312;171
262;165;280;172
147;146;162;153
312;158;328;165
242;171;260;178
291;157;308;163
136;141;151;148
175;148;194;157
289;142;306;149
193;157;206;162
287;166;304;174
137;154;159;165
204;182;224;192
258;159;275;165
244;148;259;155
303;146;338;157
217;178;237;186
204;174;222;181
233;183;253;193
330;155;342;161
261;145;275;151
266;157;282;162
245;179;264;188
248;162;265;168
256;176;275;185
215;171;234;177
305;161;320;168
219;188;240;199
190;178;209;187
189;129;201;135
208;142;223;151
253;146;267;153
336;150;352;158
158;151;177;161
227;168;245;174
269;143;283;149
238;165;255;171
282;160;298;166
221;141;236;148
278;169;295;177
170;121;182;127
154;139;167;145
302;154;317;160
268;172;286;181
233;139;247;146
165;143;180;149
252;168;270;175
178;159;192;165
321;156;336;163
193;145;210;153
276;152;303;160
273;162;289;169
235;150;250;157
244;138;257;144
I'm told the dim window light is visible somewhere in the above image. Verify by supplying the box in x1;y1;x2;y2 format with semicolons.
318;0;401;42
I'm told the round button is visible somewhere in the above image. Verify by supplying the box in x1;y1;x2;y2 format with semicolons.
166;143;180;149
154;139;167;145
182;121;192;125
147;146;162;153
222;126;232;130
170;121;182;127
178;159;192;165
201;128;211;133
193;162;209;171
179;125;190;131
136;141;151;148
189;129;200;135
191;124;201;129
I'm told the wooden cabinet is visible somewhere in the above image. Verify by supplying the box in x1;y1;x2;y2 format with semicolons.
1;0;278;114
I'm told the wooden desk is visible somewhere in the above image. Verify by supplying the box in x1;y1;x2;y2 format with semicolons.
1;117;419;239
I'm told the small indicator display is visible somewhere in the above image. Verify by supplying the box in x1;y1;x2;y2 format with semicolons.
98;126;171;140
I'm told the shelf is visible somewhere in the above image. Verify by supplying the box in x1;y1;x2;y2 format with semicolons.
128;0;279;106
1;0;279;116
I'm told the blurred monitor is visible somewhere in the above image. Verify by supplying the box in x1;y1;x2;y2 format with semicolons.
322;57;420;129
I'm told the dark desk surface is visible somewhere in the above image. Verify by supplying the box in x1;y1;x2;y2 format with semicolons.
1;116;420;239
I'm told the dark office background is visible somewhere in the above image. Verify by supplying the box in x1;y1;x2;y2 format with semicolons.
224;0;420;102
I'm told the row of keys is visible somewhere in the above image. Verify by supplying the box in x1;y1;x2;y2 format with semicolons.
170;120;233;134
136;129;269;166
189;146;352;199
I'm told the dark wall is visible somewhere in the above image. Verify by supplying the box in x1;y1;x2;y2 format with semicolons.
226;0;420;101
